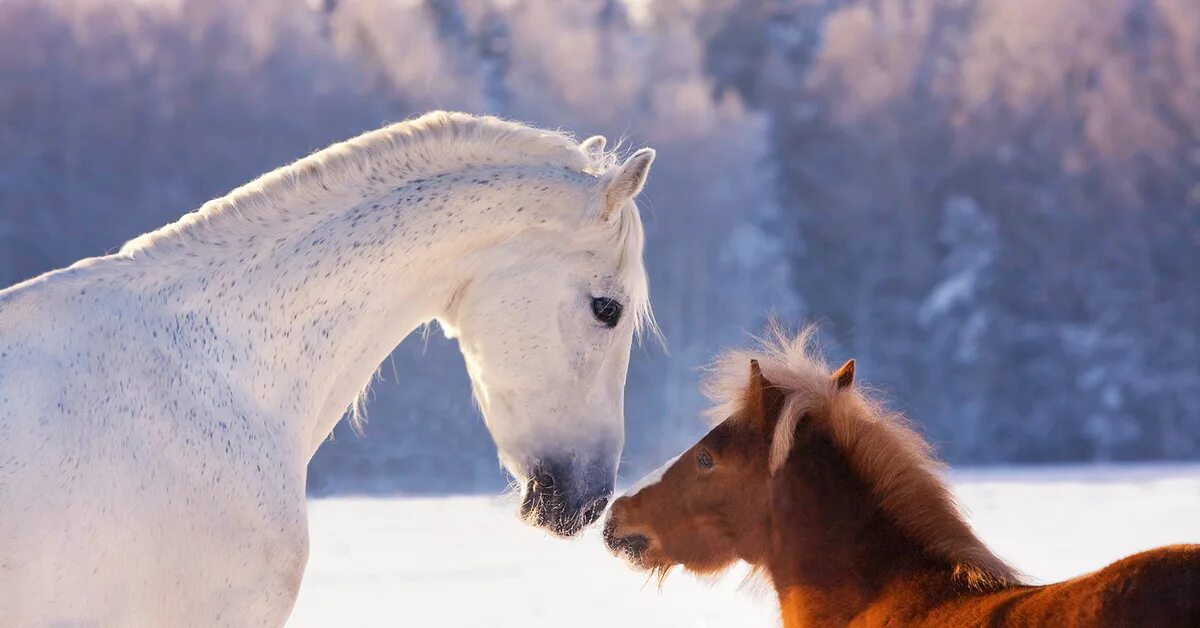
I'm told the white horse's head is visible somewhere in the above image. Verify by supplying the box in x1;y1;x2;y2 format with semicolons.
441;138;656;536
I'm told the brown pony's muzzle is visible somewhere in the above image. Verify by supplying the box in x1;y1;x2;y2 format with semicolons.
602;500;652;564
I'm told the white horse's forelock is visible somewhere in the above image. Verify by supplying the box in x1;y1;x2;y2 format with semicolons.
596;192;658;342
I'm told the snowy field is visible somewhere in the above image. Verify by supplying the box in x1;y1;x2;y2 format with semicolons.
290;464;1200;627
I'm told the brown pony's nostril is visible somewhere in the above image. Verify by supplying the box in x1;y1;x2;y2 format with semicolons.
603;517;650;559
626;534;649;554
614;533;649;558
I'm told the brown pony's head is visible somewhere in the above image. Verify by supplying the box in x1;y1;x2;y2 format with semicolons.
606;323;1019;589
603;358;839;576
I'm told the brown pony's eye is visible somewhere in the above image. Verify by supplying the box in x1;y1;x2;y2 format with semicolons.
697;449;715;470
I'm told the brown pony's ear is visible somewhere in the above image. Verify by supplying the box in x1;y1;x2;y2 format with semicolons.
832;359;855;390
746;360;786;433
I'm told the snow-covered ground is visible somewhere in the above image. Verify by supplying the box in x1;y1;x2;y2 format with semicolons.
290;464;1200;627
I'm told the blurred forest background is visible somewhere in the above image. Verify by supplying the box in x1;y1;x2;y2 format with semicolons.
1;0;1197;494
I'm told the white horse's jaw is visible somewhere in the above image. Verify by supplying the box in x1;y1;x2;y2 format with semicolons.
452;297;631;536
438;156;654;536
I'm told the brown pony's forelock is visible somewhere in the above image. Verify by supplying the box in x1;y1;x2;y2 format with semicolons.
702;321;1022;590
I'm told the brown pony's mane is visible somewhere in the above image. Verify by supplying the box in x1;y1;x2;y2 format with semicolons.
703;323;1021;590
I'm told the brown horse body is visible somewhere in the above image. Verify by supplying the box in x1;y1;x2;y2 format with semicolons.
605;325;1200;627
769;423;1200;627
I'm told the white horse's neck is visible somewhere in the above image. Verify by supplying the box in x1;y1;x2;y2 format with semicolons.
139;166;594;460
113;114;607;461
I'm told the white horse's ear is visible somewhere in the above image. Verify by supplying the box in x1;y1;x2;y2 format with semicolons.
580;135;607;155
601;148;655;220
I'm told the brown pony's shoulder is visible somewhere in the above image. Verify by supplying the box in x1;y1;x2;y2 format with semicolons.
921;547;1200;627
996;545;1200;626
1103;543;1200;568
1092;544;1200;600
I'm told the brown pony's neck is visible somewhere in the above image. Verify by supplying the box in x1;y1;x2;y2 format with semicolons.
764;422;952;627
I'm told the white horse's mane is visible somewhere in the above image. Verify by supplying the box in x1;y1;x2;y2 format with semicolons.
117;111;655;335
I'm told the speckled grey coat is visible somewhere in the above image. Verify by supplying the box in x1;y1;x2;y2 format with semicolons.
0;112;655;626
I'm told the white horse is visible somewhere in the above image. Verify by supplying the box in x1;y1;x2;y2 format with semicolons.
0;112;656;626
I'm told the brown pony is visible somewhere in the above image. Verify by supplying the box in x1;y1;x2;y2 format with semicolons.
604;325;1200;627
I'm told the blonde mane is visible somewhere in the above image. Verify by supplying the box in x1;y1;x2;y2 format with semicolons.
116;110;654;335
704;324;1020;589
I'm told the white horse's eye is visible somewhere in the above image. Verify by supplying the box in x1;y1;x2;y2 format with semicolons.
590;297;623;328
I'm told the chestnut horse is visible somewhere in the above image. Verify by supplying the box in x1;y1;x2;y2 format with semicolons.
605;325;1200;627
